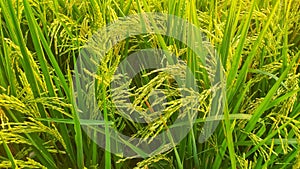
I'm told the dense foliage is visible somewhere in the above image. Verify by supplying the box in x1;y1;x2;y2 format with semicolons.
0;0;300;168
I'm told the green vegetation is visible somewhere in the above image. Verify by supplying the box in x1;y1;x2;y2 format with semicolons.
0;0;300;168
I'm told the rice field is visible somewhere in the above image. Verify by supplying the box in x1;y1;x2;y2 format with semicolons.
0;0;300;168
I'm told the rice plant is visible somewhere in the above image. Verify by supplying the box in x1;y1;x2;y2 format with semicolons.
0;0;299;168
